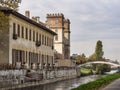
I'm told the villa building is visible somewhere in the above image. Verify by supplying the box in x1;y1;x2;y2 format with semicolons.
0;7;73;68
0;9;56;69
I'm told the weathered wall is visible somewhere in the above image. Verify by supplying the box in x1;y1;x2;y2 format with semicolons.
42;69;77;79
55;59;75;67
0;69;79;89
0;28;9;64
9;14;54;66
0;70;26;88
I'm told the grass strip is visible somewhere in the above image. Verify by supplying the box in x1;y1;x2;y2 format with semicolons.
80;67;92;76
72;73;120;90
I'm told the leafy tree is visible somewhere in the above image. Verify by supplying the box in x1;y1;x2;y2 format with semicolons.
96;64;111;74
0;11;9;32
113;60;119;64
92;63;111;75
95;40;104;60
0;0;21;11
76;53;86;64
88;53;96;61
0;11;9;59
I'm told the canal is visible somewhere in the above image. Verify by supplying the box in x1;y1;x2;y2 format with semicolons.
15;75;103;90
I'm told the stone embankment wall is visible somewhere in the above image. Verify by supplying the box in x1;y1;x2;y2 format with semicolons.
0;69;79;89
0;70;26;88
43;69;77;79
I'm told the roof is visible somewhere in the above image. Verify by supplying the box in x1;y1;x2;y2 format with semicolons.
1;9;57;35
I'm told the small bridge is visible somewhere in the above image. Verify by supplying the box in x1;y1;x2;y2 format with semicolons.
78;61;120;68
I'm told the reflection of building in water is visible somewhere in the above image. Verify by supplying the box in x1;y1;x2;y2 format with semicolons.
46;13;71;60
0;9;56;69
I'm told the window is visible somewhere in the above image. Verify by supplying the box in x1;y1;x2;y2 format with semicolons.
39;53;41;63
21;51;25;64
50;20;53;24
29;29;31;40
55;29;58;40
50;38;52;47
13;23;16;34
36;32;38;41
47;37;49;46
52;38;53;46
45;36;46;45
39;34;41;42
42;35;44;44
21;26;24;38
12;49;25;65
29;52;31;65
33;31;35;41
26;51;28;63
12;49;16;64
17;24;20;37
26;28;28;39
55;20;59;24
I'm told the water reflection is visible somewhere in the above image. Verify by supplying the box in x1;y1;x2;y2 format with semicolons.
14;75;103;90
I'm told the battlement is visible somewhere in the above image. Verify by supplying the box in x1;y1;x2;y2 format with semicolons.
64;19;70;24
47;13;64;18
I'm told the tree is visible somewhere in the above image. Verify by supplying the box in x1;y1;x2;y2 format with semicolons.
88;53;96;61
92;63;111;75
113;60;119;64
0;0;21;11
81;53;86;63
76;53;86;64
0;11;9;32
95;40;104;60
93;64;111;74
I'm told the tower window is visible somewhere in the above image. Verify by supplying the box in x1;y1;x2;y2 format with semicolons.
55;20;59;24
55;29;58;41
50;20;53;24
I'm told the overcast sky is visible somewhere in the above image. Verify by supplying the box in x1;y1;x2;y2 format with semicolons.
19;0;120;61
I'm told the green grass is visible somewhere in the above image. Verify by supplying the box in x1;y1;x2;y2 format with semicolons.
80;67;92;76
72;73;120;90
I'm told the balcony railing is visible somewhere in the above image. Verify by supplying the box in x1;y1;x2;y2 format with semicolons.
36;41;41;47
52;46;54;50
13;33;17;40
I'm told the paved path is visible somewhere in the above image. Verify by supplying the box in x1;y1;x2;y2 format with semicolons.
103;78;120;90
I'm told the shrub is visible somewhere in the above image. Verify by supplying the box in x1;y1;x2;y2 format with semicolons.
72;73;120;90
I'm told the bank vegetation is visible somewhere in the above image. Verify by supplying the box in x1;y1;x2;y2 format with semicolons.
72;73;120;90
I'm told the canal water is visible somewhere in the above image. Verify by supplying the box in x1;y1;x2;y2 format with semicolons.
15;75;103;90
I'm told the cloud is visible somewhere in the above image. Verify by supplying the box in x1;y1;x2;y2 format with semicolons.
19;0;120;61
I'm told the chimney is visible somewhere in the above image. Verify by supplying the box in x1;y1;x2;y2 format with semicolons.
32;16;40;23
25;11;30;18
35;16;40;23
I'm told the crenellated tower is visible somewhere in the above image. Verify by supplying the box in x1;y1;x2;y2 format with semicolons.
46;13;70;59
